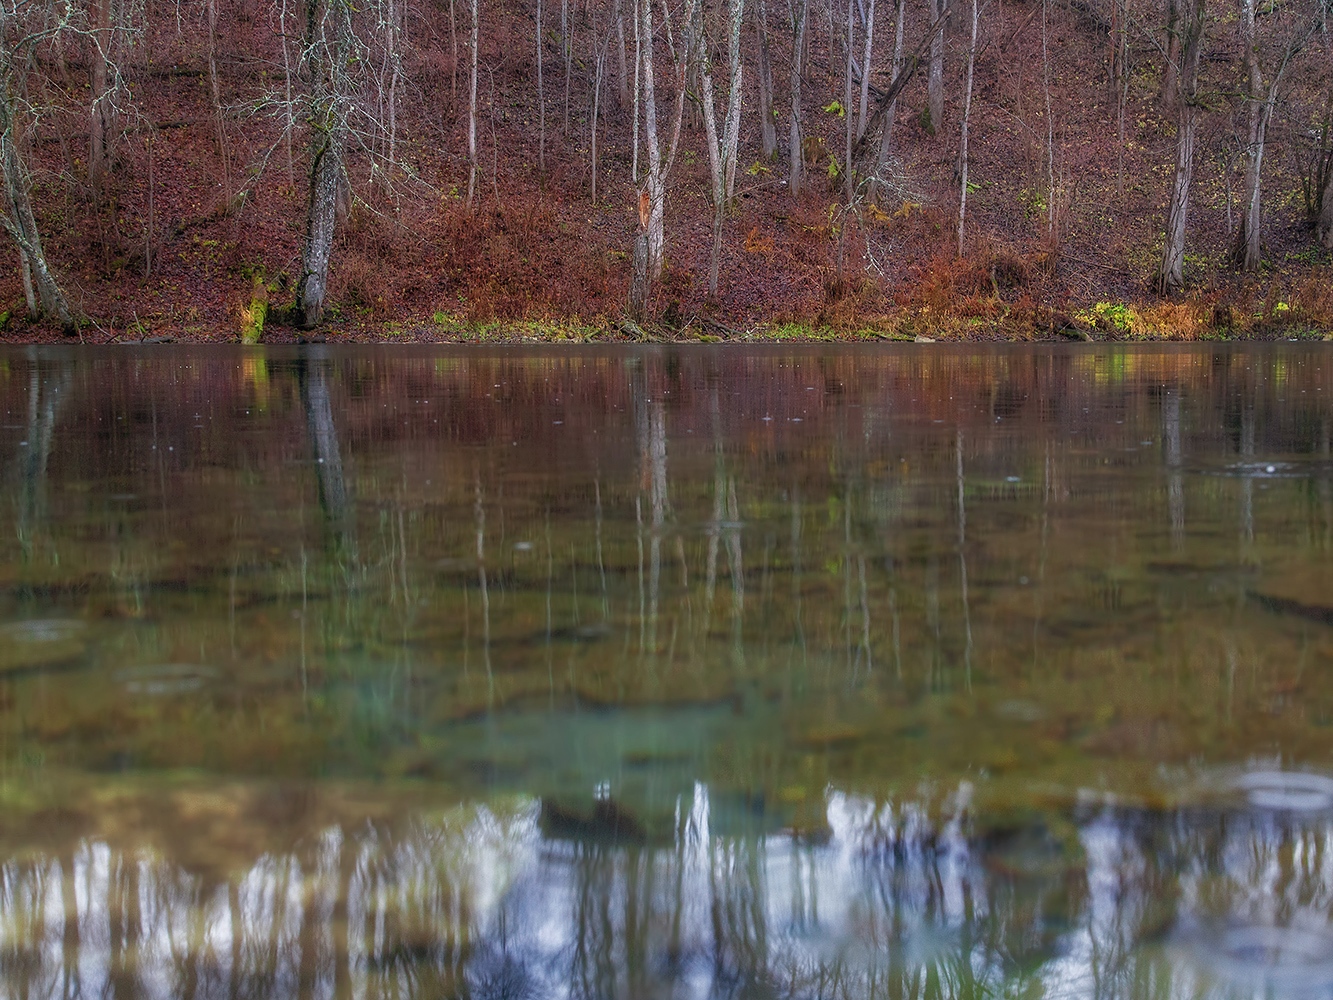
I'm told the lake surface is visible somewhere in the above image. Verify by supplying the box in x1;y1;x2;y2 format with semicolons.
2;343;1333;998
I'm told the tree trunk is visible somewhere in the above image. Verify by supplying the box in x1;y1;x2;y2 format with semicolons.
591;33;608;202
1320;166;1333;247
1161;0;1181;110
207;0;231;197
788;0;808;194
466;0;480;205
927;0;946;133
1042;0;1056;236
1156;0;1205;294
627;0;694;316
699;0;745;294
755;0;778;161
856;0;877;140
88;0;114;202
871;0;905;198
298;0;351;328
631;0;641;180
1229;0;1296;272
562;0;572;131
1230;0;1262;271
956;0;977;251
615;2;629;109
0;83;76;330
537;0;546;173
843;0;854;199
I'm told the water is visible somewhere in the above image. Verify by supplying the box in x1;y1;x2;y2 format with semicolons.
1;343;1332;997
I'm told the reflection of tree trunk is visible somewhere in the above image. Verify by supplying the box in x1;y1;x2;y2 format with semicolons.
1239;399;1254;547
955;430;972;691
17;358;72;563
1164;388;1184;548
299;353;357;562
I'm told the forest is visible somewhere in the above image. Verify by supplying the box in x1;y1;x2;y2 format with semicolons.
4;0;1333;341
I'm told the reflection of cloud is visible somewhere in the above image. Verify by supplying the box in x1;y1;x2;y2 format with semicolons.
7;783;1333;998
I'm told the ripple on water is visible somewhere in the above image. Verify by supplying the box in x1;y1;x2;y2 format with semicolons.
114;664;219;696
1209;460;1306;479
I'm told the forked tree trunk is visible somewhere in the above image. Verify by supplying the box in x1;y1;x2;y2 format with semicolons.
698;0;745;294
627;0;693;317
1156;0;1205;294
1229;0;1298;272
0;84;75;330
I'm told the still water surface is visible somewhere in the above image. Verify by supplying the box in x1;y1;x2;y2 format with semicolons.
2;344;1333;998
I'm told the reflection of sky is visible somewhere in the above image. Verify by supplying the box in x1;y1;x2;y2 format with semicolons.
5;783;1333;998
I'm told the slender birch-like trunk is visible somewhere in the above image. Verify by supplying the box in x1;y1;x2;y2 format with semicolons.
466;0;480;206
843;0;854;199
856;0;876;139
956;0;977;250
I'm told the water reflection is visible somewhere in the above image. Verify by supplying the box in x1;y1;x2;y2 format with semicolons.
3;782;1333;998
0;344;1332;996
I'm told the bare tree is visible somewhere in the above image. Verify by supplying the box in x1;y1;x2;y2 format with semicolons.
956;0;978;250
0;1;77;329
1156;0;1205;294
697;0;744;294
871;0;906;199
628;0;693;319
466;0;479;205
297;0;354;327
1228;0;1308;271
856;0;878;140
